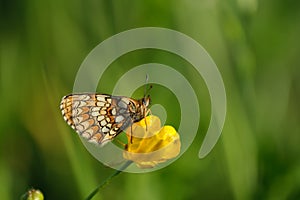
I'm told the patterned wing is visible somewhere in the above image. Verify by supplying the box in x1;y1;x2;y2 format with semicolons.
60;93;135;145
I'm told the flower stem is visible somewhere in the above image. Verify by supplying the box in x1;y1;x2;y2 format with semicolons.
85;161;133;200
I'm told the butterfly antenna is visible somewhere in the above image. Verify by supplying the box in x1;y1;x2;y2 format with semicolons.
143;74;150;131
143;75;153;98
144;74;149;97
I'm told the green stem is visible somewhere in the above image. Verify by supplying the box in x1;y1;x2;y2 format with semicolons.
85;161;133;200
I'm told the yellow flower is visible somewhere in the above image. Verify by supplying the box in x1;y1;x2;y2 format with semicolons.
123;115;181;168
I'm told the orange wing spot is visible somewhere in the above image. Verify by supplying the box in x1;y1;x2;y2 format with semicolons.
89;133;104;144
77;113;90;122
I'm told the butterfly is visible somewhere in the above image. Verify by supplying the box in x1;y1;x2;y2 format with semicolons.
60;93;151;145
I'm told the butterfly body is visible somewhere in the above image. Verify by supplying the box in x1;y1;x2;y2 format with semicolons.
60;93;150;145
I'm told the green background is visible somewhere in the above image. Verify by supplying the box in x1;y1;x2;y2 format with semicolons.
1;0;299;199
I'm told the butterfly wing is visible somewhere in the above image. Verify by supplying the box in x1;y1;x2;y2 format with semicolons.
60;93;134;145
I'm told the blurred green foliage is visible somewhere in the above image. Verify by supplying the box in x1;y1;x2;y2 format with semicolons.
1;0;300;199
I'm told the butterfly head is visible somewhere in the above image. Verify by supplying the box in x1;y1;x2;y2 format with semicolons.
128;95;151;122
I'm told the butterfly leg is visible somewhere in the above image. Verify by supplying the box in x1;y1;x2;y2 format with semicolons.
145;109;152;131
130;123;133;144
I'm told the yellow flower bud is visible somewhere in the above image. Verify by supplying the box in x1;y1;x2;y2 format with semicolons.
26;189;44;200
